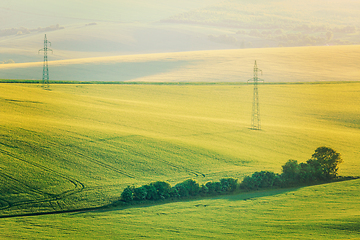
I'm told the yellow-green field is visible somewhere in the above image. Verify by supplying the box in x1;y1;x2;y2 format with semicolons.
2;180;360;239
1;82;360;238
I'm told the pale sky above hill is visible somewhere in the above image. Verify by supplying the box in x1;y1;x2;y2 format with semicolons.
0;0;221;28
1;1;359;52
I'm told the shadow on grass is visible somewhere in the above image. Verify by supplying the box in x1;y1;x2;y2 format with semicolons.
2;177;359;218
209;187;301;202
90;187;301;215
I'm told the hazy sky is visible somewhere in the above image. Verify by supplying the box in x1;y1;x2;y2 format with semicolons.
0;0;222;28
0;0;359;81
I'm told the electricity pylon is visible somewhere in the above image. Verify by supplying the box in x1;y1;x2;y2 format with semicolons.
38;34;52;89
247;60;264;130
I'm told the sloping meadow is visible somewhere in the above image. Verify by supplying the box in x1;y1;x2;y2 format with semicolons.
0;82;359;217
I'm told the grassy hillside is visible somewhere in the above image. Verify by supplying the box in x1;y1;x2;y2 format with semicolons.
1;82;360;218
1;179;360;239
1;45;360;82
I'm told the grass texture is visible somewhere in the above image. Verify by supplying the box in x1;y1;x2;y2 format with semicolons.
0;82;359;238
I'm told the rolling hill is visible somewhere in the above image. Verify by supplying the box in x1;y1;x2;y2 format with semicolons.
1;1;360;238
1;81;360;217
1;0;360;73
1;45;360;82
2;179;360;239
0;81;360;239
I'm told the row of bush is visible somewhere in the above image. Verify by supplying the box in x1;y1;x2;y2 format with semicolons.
121;147;343;203
241;147;343;189
121;178;239;202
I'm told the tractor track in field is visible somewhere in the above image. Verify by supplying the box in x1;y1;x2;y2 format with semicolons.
47;134;135;179
0;204;108;219
0;133;134;214
90;134;205;178
0;169;54;198
129;148;205;177
71;150;135;179
0;185;310;219
0;198;10;210
155;157;205;177
0;148;85;211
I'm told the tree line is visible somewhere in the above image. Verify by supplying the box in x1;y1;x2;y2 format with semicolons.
121;147;344;203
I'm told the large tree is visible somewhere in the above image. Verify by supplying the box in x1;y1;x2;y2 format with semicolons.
307;146;343;180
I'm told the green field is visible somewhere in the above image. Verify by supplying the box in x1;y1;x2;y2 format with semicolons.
2;180;360;239
1;82;360;238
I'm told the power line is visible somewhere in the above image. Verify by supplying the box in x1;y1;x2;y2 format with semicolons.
38;34;52;89
247;60;264;130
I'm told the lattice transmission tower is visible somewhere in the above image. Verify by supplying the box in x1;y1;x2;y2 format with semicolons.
38;34;52;89
247;60;264;130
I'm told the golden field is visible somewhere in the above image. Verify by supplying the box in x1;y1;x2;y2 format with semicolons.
1;45;359;82
0;81;359;238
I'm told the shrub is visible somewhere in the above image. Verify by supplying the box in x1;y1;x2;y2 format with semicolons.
280;147;343;184
152;181;171;200
121;186;134;202
205;181;222;195
133;186;147;201
199;184;208;195
220;178;238;192
175;184;189;198
239;176;256;190
169;187;180;199
257;171;278;188
175;179;200;197
127;181;173;201
307;146;343;180
281;160;300;186
120;147;344;205
298;162;317;183
240;171;280;190
144;184;157;200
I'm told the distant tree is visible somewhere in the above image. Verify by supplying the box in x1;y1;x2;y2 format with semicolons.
239;175;256;190
175;184;189;198
133;186;147;201
179;179;200;196
240;171;280;190
249;29;261;37
281;160;300;185
120;146;345;205
199;184;209;195
144;184;157;200
326;31;334;41
121;186;134;202
205;182;216;195
169;187;180;199
220;178;238;192
257;171;278;188
152;181;171;200
214;182;222;193
307;147;343;180
304;159;323;181
274;29;284;35
205;181;222;195
298;162;317;183
175;179;201;198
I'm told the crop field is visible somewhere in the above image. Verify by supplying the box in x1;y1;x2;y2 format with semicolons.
1;82;360;239
2;180;360;239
